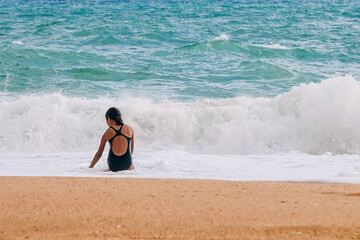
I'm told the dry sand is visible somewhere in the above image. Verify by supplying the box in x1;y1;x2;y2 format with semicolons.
1;177;360;240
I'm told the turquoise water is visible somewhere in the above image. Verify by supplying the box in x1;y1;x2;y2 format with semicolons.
1;0;359;100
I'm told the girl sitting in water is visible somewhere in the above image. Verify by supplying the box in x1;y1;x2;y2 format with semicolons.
89;107;135;171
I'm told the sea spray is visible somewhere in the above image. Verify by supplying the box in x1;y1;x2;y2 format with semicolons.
1;75;360;155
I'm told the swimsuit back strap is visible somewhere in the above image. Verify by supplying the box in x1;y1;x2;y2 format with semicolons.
110;126;118;133
110;125;128;138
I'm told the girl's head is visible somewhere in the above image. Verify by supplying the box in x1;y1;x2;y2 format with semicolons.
105;107;123;125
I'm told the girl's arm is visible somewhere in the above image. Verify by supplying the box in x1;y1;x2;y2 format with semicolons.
89;130;111;168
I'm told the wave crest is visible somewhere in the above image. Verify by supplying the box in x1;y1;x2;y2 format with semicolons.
1;75;360;155
213;33;230;41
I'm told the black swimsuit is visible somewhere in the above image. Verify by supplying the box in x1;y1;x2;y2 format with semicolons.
107;125;132;172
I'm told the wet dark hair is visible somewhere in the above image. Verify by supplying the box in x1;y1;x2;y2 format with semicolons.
105;107;124;125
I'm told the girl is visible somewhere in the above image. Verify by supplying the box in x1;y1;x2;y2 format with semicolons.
89;107;134;171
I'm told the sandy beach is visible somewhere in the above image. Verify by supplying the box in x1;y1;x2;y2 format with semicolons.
1;177;360;240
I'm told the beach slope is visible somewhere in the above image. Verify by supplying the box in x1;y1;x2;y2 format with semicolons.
1;177;360;239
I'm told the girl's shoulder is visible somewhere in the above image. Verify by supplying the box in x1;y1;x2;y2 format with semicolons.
123;124;134;136
124;124;133;130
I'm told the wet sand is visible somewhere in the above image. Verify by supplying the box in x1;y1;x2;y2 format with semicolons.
1;177;360;239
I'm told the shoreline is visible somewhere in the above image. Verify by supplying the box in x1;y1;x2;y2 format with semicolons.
1;177;360;239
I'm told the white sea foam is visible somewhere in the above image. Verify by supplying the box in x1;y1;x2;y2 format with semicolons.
251;43;290;49
213;33;229;41
1;75;360;155
12;40;24;45
0;151;359;183
1;75;360;183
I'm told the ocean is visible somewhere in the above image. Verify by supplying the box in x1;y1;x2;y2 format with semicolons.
1;0;360;183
